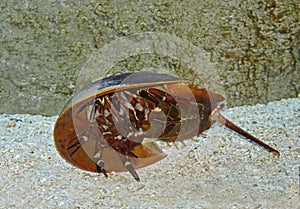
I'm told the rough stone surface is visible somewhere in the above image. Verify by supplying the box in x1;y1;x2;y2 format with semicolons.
0;97;299;208
0;0;299;116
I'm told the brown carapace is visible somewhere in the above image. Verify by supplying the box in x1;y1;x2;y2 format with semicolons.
54;72;279;181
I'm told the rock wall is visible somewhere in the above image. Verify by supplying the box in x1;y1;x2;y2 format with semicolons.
0;0;299;116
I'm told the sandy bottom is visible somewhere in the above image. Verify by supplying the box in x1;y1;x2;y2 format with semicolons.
0;98;299;208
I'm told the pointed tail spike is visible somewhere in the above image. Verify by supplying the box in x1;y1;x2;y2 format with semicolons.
212;109;280;156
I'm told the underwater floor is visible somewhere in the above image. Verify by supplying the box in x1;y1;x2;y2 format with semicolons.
0;97;299;208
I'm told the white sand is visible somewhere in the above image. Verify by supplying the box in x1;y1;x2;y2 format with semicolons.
0;98;299;208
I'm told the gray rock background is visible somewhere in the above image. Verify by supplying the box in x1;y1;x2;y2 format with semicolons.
0;0;299;116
